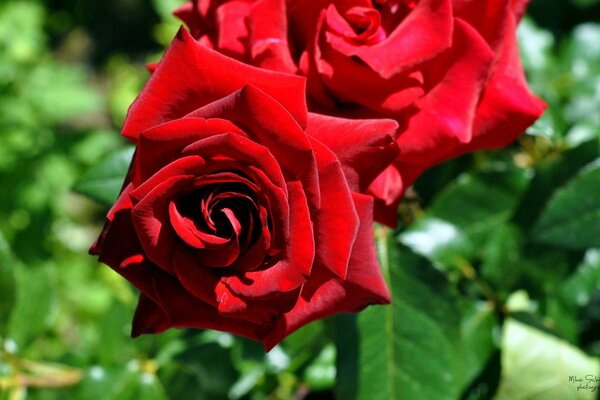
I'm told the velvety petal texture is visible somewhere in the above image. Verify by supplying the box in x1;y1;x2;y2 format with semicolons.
91;28;400;350
176;0;545;227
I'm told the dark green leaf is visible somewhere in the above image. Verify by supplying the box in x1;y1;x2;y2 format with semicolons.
460;301;498;391
350;234;463;400
74;146;134;206
8;263;57;348
558;249;600;309
513;138;600;230
546;249;600;342
480;224;523;291
532;160;600;249
303;344;335;390
0;229;16;335
428;169;529;247
333;314;359;400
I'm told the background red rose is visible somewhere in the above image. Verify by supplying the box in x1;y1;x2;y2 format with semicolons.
175;0;546;226
90;28;400;349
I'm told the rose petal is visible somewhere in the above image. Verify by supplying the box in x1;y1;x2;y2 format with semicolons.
305;113;399;192
248;0;297;73
461;12;546;151
131;294;172;337
215;1;251;59
262;192;389;350
131;175;197;272
134;117;242;184
452;0;510;52
122;28;308;140
223;181;314;297
181;132;290;252
396;18;495;162
185;85;322;210
318;39;426;113
324;0;453;79
151;270;270;342
306;136;359;279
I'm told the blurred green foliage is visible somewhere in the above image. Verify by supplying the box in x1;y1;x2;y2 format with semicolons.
0;0;599;399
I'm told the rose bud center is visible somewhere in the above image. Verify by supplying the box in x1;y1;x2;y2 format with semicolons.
168;179;270;271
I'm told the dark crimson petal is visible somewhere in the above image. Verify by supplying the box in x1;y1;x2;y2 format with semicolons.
298;32;338;110
129;155;206;205
287;0;328;51
213;281;296;325
180;131;287;196
166;171;259;254
247;0;297;73
325;0;453;79
262;192;390;350
214;1;251;58
122;27;308;141
90;181;134;257
185;85;322;210
223;181;314;297
395;18;494;164
173;1;202;38
233;205;271;271
168;201;230;249
91;187;167;302
134;117;243;184
305;113;399;192
131;174;197;272
151;270;269;342
306;136;358;279
172;245;222;306
181;132;291;252
131;294;172;337
172;245;294;326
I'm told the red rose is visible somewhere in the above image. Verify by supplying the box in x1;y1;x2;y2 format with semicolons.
175;0;546;225
90;28;400;349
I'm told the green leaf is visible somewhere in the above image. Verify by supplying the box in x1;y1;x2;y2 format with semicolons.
558;249;600;309
283;320;327;370
460;301;498;391
74;146;134;206
303;344;335;391
0;229;15;335
428;169;529;248
495;319;600;400
546;249;600;341
169;339;238;400
532;159;600;249
332;314;359;400
480;224;523;291
8;263;57;349
398;218;475;268
513;138;600;230
348;233;463;400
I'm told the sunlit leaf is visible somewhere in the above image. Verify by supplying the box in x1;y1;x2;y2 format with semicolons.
496;319;600;400
339;233;463;400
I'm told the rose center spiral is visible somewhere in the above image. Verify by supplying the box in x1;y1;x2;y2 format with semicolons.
168;180;264;260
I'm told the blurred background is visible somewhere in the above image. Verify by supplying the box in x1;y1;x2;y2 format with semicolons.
0;0;599;399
